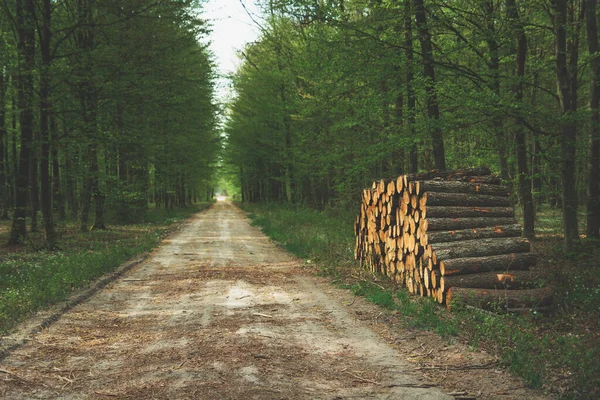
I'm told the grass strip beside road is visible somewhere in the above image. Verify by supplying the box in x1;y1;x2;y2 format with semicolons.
0;203;212;334
243;202;599;400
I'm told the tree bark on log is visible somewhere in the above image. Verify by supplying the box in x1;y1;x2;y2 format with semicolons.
422;217;517;231
432;237;531;262
402;167;492;182
426;224;522;244
420;191;512;207
446;287;553;311
440;252;537;276
423;206;514;218
440;270;544;292
417;180;510;196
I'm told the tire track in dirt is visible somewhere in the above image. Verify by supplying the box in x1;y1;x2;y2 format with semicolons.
0;201;457;399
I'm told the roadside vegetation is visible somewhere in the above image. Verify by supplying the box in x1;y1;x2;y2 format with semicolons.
0;203;212;334
243;203;599;400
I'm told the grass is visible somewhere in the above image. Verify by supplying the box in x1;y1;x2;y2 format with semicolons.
0;202;212;334
242;202;600;400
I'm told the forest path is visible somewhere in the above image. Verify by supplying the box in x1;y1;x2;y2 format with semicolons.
0;200;451;399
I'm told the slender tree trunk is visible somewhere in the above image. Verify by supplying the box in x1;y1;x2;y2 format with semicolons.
80;149;93;231
116;100;127;183
532;137;543;205
75;0;105;231
507;0;535;238
531;65;544;206
0;69;9;219
394;93;406;175
586;0;600;238
30;143;38;232
11;91;18;207
487;1;509;181
39;0;56;248
413;0;446;170
553;0;580;250
9;0;36;245
282;85;293;203
51;115;65;221
405;0;418;173
64;145;78;219
91;144;106;230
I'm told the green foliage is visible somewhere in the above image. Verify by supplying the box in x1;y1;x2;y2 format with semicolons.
223;0;600;253
454;305;599;398
0;0;220;245
243;203;355;265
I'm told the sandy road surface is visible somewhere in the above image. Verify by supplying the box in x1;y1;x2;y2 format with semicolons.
0;201;451;399
0;201;546;400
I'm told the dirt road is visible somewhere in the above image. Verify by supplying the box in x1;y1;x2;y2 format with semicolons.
0;202;544;399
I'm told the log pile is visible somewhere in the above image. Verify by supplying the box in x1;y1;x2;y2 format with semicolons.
354;167;552;312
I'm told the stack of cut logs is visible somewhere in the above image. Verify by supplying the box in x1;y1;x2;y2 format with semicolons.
354;168;553;312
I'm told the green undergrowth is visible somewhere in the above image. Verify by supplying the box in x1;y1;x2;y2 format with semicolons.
346;280;459;337
0;202;212;334
243;202;599;400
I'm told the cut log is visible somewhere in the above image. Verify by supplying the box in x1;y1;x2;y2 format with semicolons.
355;169;547;312
440;252;536;276
417;180;510;197
427;224;522;244
440;270;544;292
446;287;553;311
451;175;503;185
420;192;512;207
402;167;493;182
432;237;530;261
422;217;517;231
423;206;515;219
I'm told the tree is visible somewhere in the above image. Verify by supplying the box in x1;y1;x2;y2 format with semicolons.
552;0;582;250
413;0;445;171
0;0;219;247
0;38;9;220
8;0;35;245
39;0;57;248
586;0;600;238
507;0;535;239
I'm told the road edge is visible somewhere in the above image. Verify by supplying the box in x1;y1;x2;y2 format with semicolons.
0;216;198;363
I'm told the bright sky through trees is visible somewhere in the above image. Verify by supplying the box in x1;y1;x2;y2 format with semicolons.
204;0;261;101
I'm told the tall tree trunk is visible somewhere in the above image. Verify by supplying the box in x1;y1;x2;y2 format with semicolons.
586;0;600;238
531;65;544;206
532;137;543;205
0;69;9;219
75;0;105;231
281;83;293;203
9;0;35;245
51;115;65;221
64;145;78;219
507;0;535;238
553;0;580;250
405;0;418;173
80;147;93;231
413;0;446;170
39;0;56;248
90;144;106;230
487;1;509;180
394;93;406;174
30;143;38;232
11;91;18;206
